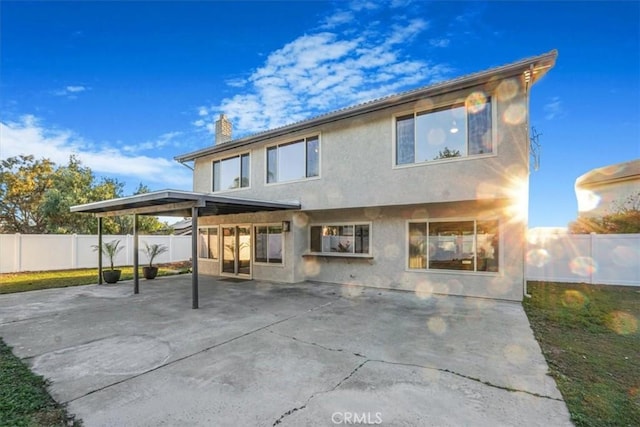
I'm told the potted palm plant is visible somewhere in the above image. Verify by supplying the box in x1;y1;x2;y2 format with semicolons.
141;242;169;279
92;239;124;283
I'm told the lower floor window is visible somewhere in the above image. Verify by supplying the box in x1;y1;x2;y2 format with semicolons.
408;220;499;272
198;227;219;260
255;225;283;264
310;223;370;254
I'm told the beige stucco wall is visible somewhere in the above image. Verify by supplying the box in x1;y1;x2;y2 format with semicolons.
191;79;530;301
195;200;526;301
192;80;530;210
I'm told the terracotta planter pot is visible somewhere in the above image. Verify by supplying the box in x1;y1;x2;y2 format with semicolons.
143;266;159;280
102;269;121;284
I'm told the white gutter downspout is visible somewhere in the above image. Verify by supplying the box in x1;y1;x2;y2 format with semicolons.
523;64;533;299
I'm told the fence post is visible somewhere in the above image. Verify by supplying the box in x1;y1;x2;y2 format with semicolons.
15;233;22;273
590;232;596;285
126;234;132;265
71;234;77;269
169;234;174;262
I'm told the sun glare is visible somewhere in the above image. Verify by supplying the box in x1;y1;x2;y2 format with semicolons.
576;189;601;212
505;177;529;223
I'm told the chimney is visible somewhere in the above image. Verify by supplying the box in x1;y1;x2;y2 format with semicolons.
215;113;233;145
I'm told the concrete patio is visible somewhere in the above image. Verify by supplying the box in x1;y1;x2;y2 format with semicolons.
0;275;571;426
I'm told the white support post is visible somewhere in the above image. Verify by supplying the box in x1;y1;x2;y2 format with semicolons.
15;233;22;273
71;234;78;269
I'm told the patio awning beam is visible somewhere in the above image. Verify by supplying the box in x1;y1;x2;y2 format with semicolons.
95;200;205;218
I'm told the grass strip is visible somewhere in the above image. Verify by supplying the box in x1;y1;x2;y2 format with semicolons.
0;262;191;294
523;282;640;427
0;338;80;426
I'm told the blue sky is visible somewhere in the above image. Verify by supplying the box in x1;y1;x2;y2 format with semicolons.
1;1;638;228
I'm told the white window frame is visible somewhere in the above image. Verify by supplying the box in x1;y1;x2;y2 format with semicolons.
308;221;372;257
265;134;321;185
197;226;219;261
392;96;497;169
211;151;251;193
405;218;501;274
253;223;285;266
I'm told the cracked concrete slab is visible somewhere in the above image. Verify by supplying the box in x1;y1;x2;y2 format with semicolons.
0;275;571;426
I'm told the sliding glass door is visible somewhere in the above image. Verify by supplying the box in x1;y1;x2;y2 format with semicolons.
221;225;251;277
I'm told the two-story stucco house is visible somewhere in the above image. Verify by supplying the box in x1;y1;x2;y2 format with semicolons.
168;51;557;302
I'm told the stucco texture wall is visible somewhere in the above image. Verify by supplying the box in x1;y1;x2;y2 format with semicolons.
192;79;530;213
195;200;526;301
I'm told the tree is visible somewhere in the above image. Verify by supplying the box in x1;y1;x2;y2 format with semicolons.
0;155;55;233
0;155;172;234
41;155;95;233
434;147;461;160
106;184;172;235
569;192;640;234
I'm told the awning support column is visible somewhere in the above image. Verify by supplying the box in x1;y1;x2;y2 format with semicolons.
191;207;199;309
98;216;103;285
133;214;139;294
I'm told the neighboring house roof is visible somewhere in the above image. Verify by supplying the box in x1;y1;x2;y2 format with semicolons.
175;50;558;163
575;159;640;188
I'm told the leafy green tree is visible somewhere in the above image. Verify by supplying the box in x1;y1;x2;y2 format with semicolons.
0;155;55;233
41;156;95;233
1;155;172;234
434;147;461;159
106;184;172;235
569;192;640;234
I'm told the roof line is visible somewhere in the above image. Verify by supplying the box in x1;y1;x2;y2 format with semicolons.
175;50;557;162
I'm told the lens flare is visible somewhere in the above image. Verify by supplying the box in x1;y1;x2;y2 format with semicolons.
561;290;588;309
495;78;519;101
576;189;601;212
414;281;434;300
504;177;529;222
427;316;447;335
569;256;597;277
465;91;488;114
503;103;527;125
526;248;550;268
503;344;529;365
303;259;321;277
606;311;638;335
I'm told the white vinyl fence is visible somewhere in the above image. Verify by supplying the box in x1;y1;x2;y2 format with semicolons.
1;234;192;273
526;233;639;286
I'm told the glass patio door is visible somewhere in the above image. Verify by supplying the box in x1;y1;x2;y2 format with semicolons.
221;225;251;277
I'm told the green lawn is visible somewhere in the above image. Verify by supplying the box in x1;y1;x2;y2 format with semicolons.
524;281;640;427
0;262;191;294
0;339;80;427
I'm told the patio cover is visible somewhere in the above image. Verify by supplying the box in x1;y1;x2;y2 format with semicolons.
71;190;300;308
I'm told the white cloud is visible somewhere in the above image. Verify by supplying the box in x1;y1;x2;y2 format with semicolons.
430;38;450;48
53;85;89;98
197;106;208;116
321;11;355;29
201;15;447;136
0;115;191;189
66;85;86;93
544;96;564;120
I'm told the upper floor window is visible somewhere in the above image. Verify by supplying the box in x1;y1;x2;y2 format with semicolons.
267;136;319;183
396;98;493;165
213;153;250;191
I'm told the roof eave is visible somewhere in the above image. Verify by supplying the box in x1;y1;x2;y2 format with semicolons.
175;50;558;163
